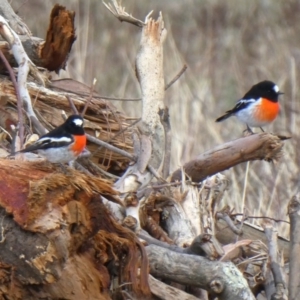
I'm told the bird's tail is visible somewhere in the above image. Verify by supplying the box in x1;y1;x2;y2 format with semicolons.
215;112;233;122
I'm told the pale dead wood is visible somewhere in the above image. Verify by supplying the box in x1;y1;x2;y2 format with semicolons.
107;2;167;229
160;107;171;178
0;0;31;35
288;193;300;300
264;223;288;300
162;197;195;246
146;244;255;300
0;49;24;148
0;15;46;136
149;275;199;300
171;133;287;182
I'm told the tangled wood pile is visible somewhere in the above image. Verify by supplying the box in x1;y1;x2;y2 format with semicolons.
0;1;296;299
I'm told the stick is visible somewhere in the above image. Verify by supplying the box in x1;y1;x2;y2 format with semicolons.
288;194;300;299
0;49;24;149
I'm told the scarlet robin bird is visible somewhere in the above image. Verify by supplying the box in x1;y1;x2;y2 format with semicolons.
18;115;86;163
216;80;283;132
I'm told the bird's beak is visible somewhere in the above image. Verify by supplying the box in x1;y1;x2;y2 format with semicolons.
279;92;284;95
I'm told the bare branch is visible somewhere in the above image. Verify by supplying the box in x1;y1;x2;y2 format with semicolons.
146;245;255;300
0;15;46;135
81;78;96;117
0;49;24;149
216;211;243;236
87;133;136;161
103;0;146;27
165;64;187;90
264;223;288;299
171;133;287;182
288;193;300;299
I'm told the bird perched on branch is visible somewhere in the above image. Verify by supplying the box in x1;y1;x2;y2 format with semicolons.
18;115;86;163
216;80;283;132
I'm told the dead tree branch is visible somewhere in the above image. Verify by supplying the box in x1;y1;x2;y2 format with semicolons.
171;133;287;182
107;2;167;229
288;193;300;300
264;223;288;299
146;244;255;300
103;0;146;27
149;275;199;300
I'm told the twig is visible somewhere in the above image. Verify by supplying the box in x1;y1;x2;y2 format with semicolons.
0;49;24;148
87;133;136;161
231;213;290;224
66;95;79;114
165;64;187;90
91;118;141;158
237;161;250;241
81;78;96;117
51;64;187;105
147;164;165;181
49;86;142;101
0;16;46;136
159;107;171;178
264;224;287;299
216;212;243;236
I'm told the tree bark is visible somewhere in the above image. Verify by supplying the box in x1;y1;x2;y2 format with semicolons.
146;245;255;300
0;159;151;299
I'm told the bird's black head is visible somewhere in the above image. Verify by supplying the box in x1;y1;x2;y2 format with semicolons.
64;115;85;135
245;80;283;102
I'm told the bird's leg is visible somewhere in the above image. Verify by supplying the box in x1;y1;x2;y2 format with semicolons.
244;124;254;135
259;127;265;132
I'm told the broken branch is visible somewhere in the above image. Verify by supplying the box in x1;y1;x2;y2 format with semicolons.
171;133;286;182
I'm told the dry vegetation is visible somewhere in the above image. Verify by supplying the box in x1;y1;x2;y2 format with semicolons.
0;1;297;299
14;0;298;237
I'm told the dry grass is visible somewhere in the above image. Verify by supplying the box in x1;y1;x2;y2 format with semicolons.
15;0;300;238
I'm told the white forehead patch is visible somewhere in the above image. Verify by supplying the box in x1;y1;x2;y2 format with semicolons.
73;118;83;126
273;85;279;93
